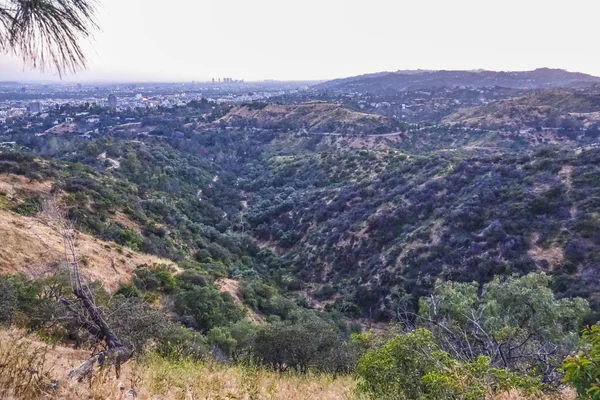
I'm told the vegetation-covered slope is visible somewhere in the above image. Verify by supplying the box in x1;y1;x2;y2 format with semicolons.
443;88;600;131
240;145;600;318
217;102;403;134
2;99;600;397
315;68;600;94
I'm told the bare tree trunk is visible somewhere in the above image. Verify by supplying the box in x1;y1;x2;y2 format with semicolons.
42;198;132;381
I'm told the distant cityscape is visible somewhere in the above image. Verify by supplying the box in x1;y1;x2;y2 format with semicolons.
0;80;310;124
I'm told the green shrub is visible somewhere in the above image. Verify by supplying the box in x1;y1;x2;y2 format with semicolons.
563;324;600;399
118;228;144;251
174;286;244;332
12;195;43;216
356;329;540;400
115;283;141;298
207;326;237;357
253;318;338;373
133;264;177;293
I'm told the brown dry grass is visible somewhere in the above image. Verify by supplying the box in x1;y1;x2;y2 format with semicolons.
0;329;577;400
528;232;564;270
114;211;143;235
0;172;176;293
218;102;396;134
0;209;175;292
0;329;354;400
44;123;78;134
558;165;574;193
0;174;53;200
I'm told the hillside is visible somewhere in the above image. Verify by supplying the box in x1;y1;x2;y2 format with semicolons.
0;328;355;400
240;145;600;318
4;121;600;318
0;100;598;397
314;68;600;94
443;89;600;130
216;102;403;134
0;174;178;291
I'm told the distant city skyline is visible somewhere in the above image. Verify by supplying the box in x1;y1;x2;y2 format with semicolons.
2;0;600;82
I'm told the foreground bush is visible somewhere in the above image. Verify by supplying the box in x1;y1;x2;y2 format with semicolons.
416;273;589;382
356;328;540;400
563;324;600;399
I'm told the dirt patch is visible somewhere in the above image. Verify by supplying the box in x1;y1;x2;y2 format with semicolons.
528;232;564;269
98;152;121;169
558;165;574;193
532;182;553;195
255;238;286;257
45;122;77;134
0;210;175;292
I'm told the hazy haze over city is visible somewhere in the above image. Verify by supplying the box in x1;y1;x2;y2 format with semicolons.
1;0;600;82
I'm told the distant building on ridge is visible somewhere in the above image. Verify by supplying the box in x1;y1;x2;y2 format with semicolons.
108;94;117;108
29;102;41;113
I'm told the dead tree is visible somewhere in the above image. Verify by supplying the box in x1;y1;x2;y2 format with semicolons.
42;199;132;381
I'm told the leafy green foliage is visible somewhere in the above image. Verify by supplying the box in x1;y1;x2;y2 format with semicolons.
253;316;342;373
132;264;177;293
356;328;540;400
12;195;43;216
563;324;600;399
174;286;244;332
416;273;589;382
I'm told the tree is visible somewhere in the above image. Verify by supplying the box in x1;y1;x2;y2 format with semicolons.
41;199;132;381
253;317;338;373
356;328;539;400
413;273;590;383
0;0;97;75
174;286;244;332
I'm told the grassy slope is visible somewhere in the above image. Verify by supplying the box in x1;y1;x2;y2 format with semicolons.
0;328;574;400
0;174;177;292
0;328;354;400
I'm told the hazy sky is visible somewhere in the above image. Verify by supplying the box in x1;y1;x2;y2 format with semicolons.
2;0;600;82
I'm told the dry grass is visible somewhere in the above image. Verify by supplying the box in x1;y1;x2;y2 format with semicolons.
218;102;397;134
528;232;564;269
0;174;177;293
121;356;355;400
45;356;356;400
0;209;175;292
114;211;143;235
0;334;54;399
0;174;53;201
0;328;355;400
0;329;577;400
44;123;78;134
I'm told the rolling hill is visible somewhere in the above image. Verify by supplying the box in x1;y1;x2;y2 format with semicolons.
216;102;403;134
443;88;600;130
314;68;600;95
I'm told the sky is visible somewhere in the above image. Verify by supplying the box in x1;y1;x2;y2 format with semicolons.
1;0;600;82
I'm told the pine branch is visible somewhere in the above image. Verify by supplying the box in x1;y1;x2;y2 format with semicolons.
0;0;98;76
